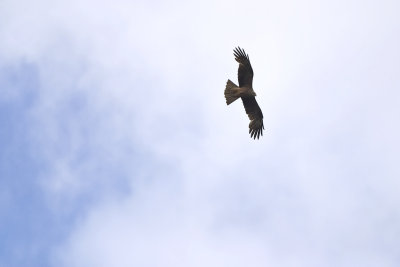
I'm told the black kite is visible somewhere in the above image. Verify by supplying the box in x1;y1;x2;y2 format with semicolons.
225;47;264;139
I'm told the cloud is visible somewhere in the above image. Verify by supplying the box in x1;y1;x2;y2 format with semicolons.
1;0;400;266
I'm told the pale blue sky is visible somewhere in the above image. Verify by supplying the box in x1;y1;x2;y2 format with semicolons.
1;0;400;266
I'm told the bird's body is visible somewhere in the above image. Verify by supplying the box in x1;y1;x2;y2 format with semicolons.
225;47;264;139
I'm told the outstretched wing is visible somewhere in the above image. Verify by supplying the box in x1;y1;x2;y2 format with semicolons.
242;97;264;139
233;47;253;88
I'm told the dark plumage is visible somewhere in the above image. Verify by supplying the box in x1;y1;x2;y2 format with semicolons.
224;47;264;139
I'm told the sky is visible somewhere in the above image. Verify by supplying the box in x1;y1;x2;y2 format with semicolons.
1;0;400;266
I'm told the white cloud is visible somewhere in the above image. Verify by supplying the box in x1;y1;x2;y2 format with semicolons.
1;0;400;266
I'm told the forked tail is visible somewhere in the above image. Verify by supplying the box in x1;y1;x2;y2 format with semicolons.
224;79;240;105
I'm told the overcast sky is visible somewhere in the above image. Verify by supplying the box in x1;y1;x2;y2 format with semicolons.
1;0;400;266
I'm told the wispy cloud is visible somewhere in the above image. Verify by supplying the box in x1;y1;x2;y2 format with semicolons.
1;0;400;266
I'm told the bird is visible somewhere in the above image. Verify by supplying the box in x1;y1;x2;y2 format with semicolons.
224;47;264;139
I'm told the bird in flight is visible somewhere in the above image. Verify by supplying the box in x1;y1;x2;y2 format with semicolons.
225;47;264;139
